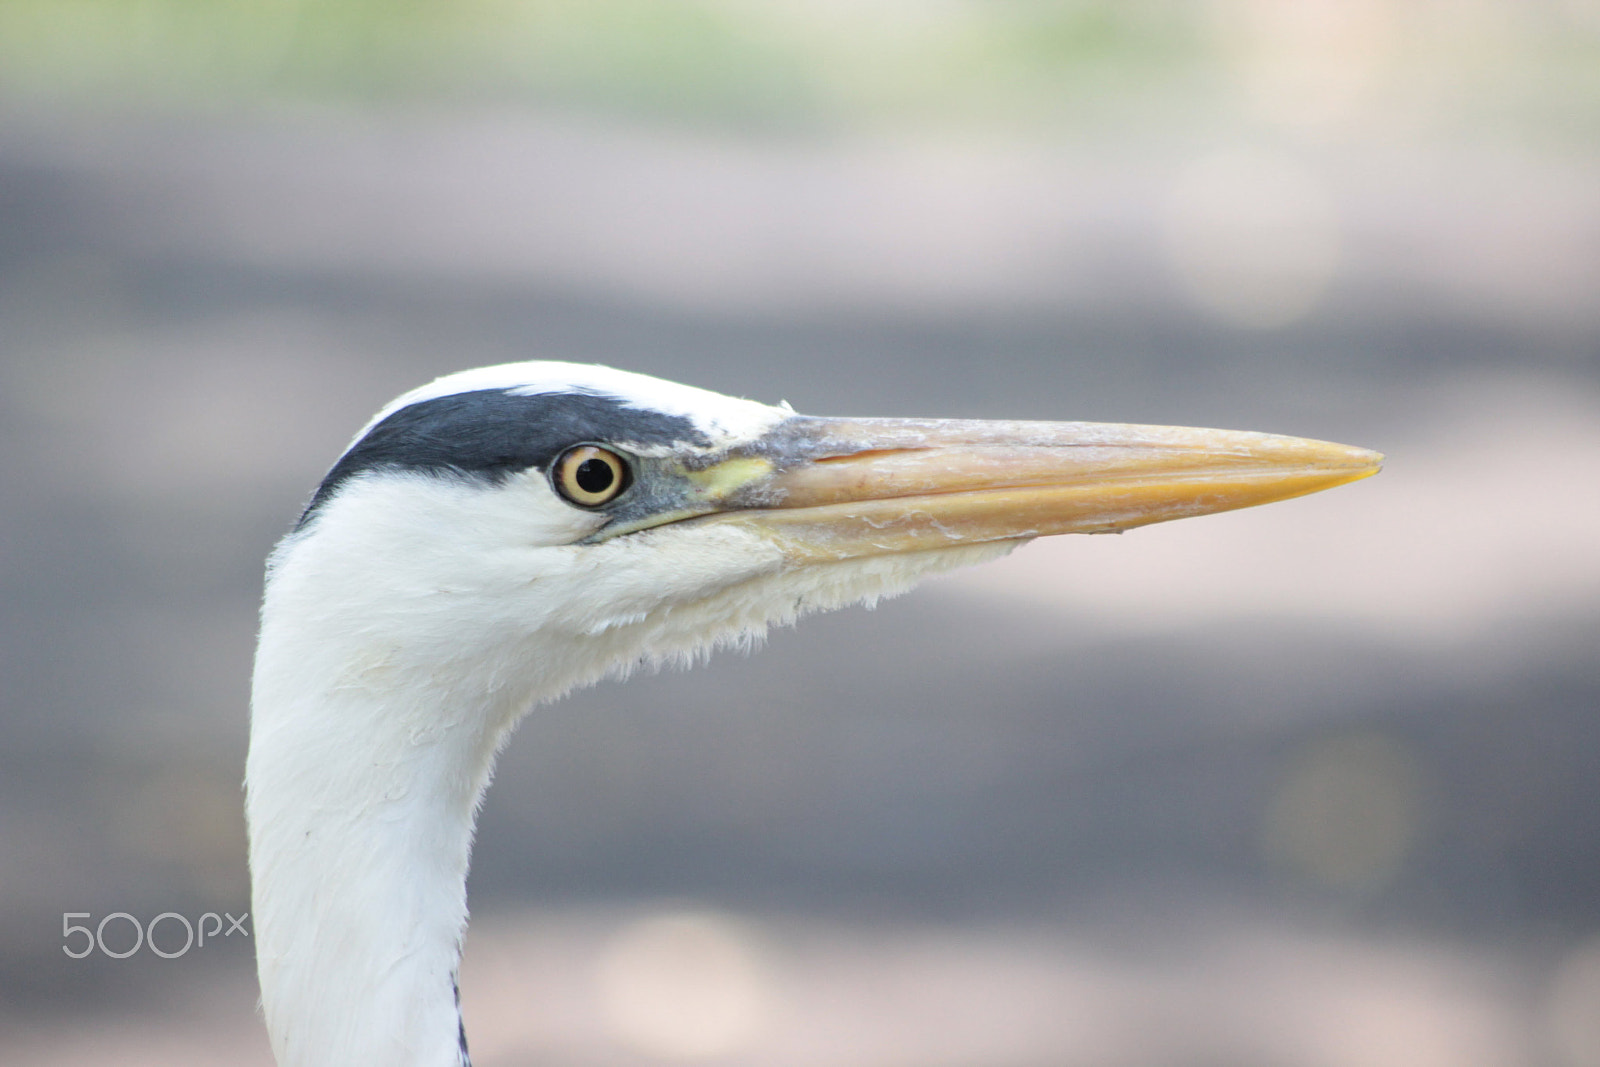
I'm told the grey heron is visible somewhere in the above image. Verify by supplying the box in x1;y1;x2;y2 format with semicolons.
245;361;1380;1066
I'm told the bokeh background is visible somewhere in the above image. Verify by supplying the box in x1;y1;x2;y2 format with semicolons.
3;2;1600;1064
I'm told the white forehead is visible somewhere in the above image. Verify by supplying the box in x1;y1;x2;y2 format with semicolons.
358;361;790;444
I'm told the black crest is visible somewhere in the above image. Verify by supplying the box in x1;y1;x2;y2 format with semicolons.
299;389;708;527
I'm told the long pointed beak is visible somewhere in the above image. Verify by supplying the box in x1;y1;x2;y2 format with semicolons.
688;416;1381;563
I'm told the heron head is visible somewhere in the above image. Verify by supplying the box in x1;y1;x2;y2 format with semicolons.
275;360;1380;699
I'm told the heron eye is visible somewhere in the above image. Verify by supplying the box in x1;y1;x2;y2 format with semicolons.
553;445;631;507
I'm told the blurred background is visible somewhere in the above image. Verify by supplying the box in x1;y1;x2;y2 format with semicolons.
2;1;1599;1064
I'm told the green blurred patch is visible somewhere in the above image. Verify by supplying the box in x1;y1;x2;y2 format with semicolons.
0;0;1202;120
0;0;1594;133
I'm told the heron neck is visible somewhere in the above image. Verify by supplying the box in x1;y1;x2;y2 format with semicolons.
246;650;513;1067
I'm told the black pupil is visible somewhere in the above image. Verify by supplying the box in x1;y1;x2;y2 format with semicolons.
574;457;615;494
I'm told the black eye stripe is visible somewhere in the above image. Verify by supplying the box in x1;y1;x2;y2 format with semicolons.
298;389;707;528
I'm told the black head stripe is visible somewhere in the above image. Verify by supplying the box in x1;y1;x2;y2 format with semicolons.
298;389;709;526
